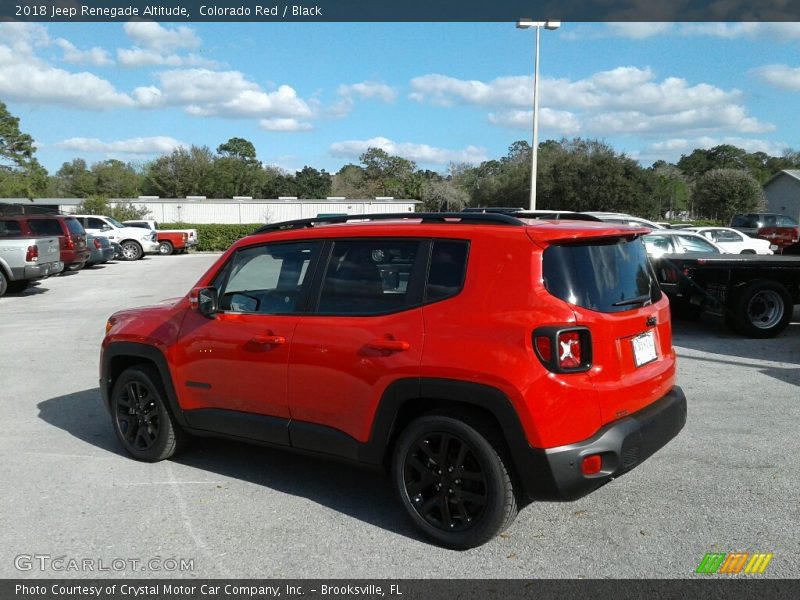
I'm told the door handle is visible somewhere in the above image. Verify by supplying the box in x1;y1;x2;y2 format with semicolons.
250;334;286;345
367;339;410;352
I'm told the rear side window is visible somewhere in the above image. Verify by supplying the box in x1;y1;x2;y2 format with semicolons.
27;219;63;236
317;240;423;315
731;215;756;228
543;237;661;313
65;218;85;235
426;240;469;302
677;234;719;252
0;220;22;237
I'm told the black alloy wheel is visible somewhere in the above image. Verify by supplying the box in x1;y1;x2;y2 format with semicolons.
110;365;186;462
392;414;518;549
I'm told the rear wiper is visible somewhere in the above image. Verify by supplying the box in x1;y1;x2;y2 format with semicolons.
612;295;652;307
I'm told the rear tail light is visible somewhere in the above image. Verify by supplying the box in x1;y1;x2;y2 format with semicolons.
533;326;592;373
25;245;39;262
792;227;799;243
94;238;102;249
581;454;603;475
64;235;74;250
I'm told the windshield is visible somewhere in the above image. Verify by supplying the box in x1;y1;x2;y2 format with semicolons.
543;237;661;313
106;217;125;228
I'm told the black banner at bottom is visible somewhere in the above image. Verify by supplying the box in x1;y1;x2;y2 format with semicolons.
4;579;800;600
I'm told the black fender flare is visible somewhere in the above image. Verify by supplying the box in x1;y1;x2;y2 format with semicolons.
101;342;189;429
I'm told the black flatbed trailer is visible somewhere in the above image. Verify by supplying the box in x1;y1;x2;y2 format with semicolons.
649;253;800;337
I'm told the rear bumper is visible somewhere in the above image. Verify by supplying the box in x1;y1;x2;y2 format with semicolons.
521;386;686;500
15;261;65;280
141;240;160;254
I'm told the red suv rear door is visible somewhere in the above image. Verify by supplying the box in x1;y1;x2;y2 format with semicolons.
288;238;426;444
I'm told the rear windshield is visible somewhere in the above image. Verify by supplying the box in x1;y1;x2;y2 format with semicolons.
543;237;661;313
65;218;85;235
27;218;63;236
0;220;22;237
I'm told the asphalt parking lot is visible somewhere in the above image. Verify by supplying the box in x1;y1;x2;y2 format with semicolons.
1;253;798;579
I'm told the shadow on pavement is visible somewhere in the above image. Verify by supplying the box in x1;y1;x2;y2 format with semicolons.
37;388;419;541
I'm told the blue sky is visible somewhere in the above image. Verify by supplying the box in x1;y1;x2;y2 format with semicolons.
1;21;799;174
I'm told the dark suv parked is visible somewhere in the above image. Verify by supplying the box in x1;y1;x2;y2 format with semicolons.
101;213;686;548
2;215;90;271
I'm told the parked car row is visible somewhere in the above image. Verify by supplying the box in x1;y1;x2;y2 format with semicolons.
0;213;197;298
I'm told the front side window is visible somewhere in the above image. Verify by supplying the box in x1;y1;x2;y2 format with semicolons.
218;242;319;314
317;240;422;315
87;218;107;230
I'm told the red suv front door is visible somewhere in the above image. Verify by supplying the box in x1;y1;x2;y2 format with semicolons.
173;241;320;435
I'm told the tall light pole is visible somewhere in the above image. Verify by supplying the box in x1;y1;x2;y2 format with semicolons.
517;19;560;210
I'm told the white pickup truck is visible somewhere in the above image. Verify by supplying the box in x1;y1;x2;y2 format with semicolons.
72;215;160;261
123;220;199;254
0;235;64;297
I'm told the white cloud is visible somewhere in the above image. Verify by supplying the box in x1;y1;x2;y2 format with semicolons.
117;48;218;68
563;23;673;40
0;23;49;54
134;69;315;119
678;23;800;41
259;118;313;132
752;64;800;91
338;82;397;103
0;46;133;109
56;39;113;67
410;67;772;138
122;22;200;52
488;109;582;135
56;136;185;155
330;137;487;165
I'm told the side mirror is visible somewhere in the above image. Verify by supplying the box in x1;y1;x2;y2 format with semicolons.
101;224;112;231
190;287;219;318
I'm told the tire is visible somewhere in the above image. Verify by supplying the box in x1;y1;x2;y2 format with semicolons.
158;241;174;256
391;413;518;549
0;270;8;297
728;280;793;338
7;279;30;293
120;241;143;261
110;365;187;462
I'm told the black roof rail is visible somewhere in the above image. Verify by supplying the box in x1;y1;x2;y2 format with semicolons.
514;211;603;222
251;212;525;235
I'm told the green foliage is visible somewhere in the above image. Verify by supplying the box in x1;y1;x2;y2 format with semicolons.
73;196;150;221
0;101;47;198
217;137;257;161
692;169;765;222
160;222;261;252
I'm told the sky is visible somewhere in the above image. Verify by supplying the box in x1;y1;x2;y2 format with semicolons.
1;21;799;175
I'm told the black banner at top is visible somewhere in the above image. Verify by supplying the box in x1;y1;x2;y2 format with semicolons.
3;0;800;22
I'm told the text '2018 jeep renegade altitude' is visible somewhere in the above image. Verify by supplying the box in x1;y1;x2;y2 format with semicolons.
100;213;686;549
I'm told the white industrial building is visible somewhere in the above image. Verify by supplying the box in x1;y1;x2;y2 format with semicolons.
0;197;421;224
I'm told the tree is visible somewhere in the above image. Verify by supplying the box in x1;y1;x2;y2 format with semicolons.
0;101;47;198
92;159;141;198
420;179;469;212
217;137;257;161
141;146;214;197
294;166;332;199
53;159;96;197
692;169;765;222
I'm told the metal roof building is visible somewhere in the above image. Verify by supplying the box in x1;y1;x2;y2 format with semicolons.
764;170;800;221
0;197;420;223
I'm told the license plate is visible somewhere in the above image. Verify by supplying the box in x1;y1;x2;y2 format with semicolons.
632;330;657;368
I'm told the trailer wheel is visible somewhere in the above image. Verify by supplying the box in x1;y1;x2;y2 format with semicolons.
729;280;793;338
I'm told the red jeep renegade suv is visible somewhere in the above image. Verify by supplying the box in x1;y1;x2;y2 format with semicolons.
100;213;686;549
